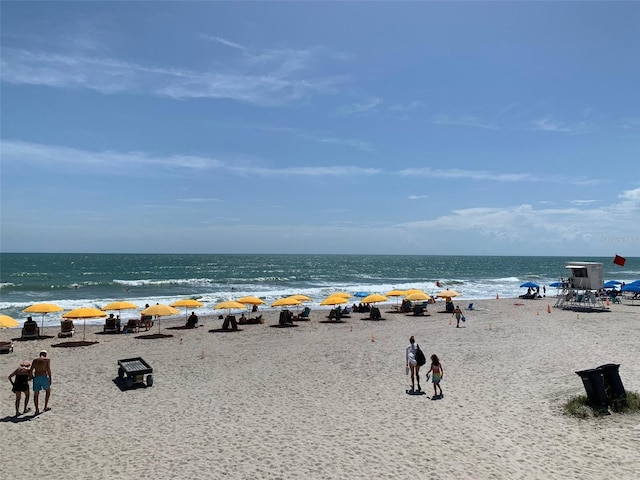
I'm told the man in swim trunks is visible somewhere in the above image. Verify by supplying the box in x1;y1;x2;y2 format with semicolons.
31;350;52;414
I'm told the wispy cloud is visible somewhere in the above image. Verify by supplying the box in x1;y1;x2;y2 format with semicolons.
389;100;422;112
431;114;498;130
571;199;597;205
0;45;346;107
336;97;382;116
532;117;594;134
408;194;429;200
263;126;373;152
0;140;378;178
198;34;248;52
178;197;221;203
397;167;601;186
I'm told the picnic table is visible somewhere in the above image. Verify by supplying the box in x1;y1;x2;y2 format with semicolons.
117;357;153;388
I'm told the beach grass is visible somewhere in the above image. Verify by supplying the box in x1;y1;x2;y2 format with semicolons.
563;391;640;417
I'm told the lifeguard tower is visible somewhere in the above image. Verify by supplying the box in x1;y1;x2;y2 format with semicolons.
554;262;608;311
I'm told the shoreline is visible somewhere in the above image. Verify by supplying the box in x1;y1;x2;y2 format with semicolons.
2;298;639;479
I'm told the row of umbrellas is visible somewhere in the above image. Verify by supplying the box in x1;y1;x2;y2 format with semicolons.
2;289;463;337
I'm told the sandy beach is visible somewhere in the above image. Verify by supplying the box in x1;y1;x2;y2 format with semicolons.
2;298;639;479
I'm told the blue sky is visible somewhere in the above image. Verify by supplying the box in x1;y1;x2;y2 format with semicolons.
1;1;639;256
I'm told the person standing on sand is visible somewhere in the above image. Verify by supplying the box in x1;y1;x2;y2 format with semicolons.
8;360;33;416
453;305;463;328
405;336;422;392
427;354;443;398
31;350;52;414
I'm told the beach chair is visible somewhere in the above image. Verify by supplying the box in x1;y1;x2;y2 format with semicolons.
123;319;139;333
21;321;39;340
0;341;13;354
295;307;311;320
103;317;121;334
466;303;474;310
222;315;238;330
611;296;621;304
58;319;75;338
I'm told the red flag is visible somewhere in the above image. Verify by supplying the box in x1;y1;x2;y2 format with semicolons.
613;255;626;267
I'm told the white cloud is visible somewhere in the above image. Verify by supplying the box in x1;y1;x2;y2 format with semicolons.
0;46;345;107
389;100;423;112
408;194;429;200
619;187;640;202
431;114;498;130
336;97;382;116
532;117;594;134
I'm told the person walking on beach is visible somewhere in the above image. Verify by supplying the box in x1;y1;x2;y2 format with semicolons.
31;350;52;414
453;305;463;328
8;360;33;416
427;354;443;398
405;336;423;392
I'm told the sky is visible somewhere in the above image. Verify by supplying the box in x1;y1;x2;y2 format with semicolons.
1;1;639;256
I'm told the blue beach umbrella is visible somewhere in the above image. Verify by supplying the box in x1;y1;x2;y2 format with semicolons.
603;280;621;289
354;292;369;298
621;284;640;293
520;282;540;289
549;282;563;288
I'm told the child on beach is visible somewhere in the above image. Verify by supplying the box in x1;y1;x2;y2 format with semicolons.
427;354;443;398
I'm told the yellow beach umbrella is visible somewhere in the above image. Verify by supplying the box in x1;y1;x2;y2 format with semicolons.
405;289;425;295
63;307;107;341
141;304;180;334
330;292;352;298
171;299;204;321
271;298;302;308
0;314;19;328
386;290;407;297
0;314;19;345
405;292;431;302
24;303;64;335
236;296;266;306
289;294;312;302
171;299;204;308
320;296;349;306
436;290;460;298
361;294;388;304
102;301;139;312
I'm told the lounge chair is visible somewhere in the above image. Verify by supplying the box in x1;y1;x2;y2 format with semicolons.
295;307;311;321
21;321;39;340
279;310;293;326
123;319;139;333
466;303;474;310
0;341;14;354
222;315;238;330
58;319;75;338
103;317;121;334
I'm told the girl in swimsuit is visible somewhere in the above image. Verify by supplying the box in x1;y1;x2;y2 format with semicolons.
427;354;443;398
8;360;33;416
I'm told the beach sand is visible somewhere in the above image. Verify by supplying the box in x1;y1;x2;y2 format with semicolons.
2;298;639;479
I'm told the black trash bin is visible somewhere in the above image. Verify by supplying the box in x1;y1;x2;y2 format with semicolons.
575;368;609;413
598;363;627;411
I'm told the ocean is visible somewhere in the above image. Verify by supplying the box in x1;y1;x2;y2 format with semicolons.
1;253;638;326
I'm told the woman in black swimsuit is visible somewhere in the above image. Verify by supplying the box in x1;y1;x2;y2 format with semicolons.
8;360;33;416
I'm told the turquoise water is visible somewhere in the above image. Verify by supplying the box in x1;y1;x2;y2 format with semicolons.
1;253;638;325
